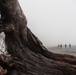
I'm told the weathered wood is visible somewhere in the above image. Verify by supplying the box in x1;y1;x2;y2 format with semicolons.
0;0;76;75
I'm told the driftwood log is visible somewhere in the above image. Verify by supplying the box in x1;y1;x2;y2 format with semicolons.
0;0;76;75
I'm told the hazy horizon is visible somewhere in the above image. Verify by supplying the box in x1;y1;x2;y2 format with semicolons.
2;0;76;47
18;0;76;47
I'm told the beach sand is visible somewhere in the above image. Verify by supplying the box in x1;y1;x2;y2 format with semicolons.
48;46;76;56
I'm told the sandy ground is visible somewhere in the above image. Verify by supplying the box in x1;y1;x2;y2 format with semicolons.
48;47;76;56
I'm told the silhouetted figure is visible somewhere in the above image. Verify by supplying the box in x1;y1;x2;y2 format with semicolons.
69;44;71;48
65;44;67;49
58;45;59;48
60;44;62;49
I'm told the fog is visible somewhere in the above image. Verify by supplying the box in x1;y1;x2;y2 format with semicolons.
18;0;76;47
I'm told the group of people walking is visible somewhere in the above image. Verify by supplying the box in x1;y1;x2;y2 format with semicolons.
58;44;71;49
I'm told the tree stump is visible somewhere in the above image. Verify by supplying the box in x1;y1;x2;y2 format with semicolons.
0;0;76;75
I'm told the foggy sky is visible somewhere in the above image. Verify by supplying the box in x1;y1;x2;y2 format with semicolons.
18;0;76;47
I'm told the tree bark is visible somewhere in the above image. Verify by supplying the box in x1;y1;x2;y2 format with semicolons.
0;0;76;75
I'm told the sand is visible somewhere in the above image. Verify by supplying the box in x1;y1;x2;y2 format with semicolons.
48;46;76;56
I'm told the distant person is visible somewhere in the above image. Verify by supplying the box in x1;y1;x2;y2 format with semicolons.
65;44;67;49
60;44;62;49
69;44;71;48
58;45;59;48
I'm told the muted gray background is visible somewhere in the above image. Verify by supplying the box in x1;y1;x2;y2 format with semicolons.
18;0;76;47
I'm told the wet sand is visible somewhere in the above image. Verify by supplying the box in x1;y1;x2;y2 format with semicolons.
48;46;76;56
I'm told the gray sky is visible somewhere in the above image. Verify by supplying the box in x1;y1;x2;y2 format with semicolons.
18;0;76;47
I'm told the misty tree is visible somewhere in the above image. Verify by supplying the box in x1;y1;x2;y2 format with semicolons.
0;0;76;75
